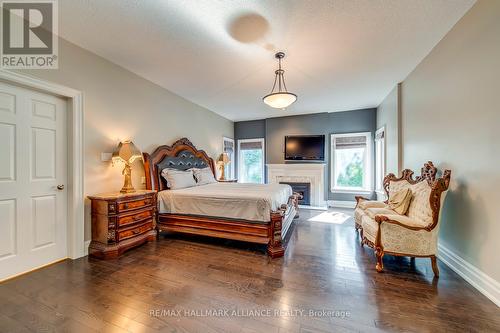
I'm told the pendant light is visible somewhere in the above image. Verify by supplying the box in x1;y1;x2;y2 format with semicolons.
263;52;297;109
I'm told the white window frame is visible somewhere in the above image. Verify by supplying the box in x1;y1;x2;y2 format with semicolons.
330;132;373;194
374;126;386;194
237;138;265;184
222;136;235;180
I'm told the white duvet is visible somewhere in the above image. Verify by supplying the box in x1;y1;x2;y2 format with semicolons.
158;182;292;222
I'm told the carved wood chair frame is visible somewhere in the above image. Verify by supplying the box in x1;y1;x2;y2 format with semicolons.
355;161;451;276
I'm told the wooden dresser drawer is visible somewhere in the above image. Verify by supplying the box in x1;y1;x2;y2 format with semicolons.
88;190;157;259
116;196;154;213
117;221;153;242
117;208;153;228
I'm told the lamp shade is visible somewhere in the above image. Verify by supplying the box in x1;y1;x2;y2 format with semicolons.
217;152;230;164
263;92;297;109
112;141;142;164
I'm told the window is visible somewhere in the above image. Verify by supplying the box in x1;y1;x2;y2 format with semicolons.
238;138;265;184
374;127;386;192
331;132;372;193
222;137;235;179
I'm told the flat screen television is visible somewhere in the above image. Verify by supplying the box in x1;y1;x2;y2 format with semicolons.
285;135;325;161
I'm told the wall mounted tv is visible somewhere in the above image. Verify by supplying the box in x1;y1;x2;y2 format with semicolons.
285;135;325;161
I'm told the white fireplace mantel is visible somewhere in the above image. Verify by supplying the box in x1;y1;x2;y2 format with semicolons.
267;163;327;208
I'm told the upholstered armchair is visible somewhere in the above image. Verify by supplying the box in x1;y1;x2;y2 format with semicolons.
354;162;451;277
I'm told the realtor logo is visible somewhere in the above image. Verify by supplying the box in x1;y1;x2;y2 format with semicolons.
1;0;58;68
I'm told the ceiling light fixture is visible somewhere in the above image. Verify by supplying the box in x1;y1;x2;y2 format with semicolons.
263;52;297;109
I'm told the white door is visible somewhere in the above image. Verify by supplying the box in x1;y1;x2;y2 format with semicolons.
0;81;67;281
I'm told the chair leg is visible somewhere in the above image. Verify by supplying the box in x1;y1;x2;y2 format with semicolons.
375;248;384;272
431;255;439;278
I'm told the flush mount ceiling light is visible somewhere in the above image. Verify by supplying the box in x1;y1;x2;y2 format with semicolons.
263;52;297;109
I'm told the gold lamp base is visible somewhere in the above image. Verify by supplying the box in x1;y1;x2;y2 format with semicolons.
218;163;226;181
120;163;136;193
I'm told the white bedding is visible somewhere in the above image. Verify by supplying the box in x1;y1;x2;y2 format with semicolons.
158;182;293;222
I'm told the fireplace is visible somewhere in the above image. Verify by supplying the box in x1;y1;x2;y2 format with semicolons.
267;163;326;208
280;182;311;206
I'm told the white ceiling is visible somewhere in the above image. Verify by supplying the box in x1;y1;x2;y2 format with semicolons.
59;0;475;121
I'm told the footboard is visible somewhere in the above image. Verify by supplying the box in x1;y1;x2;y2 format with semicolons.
267;193;300;258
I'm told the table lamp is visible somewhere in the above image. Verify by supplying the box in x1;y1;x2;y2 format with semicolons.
112;140;142;193
217;152;230;181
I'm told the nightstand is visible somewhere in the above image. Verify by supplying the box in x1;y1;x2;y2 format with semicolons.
218;179;238;183
88;190;157;259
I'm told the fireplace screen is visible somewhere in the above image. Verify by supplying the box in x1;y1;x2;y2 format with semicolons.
280;182;311;205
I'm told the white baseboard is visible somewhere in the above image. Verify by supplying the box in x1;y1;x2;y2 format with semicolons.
84;240;91;256
327;200;356;209
299;204;328;211
438;243;500;307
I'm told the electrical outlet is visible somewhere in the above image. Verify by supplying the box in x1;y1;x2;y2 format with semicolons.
141;176;146;184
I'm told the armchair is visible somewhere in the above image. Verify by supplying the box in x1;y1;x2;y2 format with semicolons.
354;162;451;277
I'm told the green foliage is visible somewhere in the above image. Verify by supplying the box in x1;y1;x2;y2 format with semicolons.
242;150;263;183
337;153;363;187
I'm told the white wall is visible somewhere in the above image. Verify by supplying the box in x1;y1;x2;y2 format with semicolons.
377;84;401;176
401;0;500;284
19;38;234;240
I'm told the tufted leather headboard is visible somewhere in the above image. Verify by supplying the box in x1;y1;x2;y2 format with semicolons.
143;138;215;191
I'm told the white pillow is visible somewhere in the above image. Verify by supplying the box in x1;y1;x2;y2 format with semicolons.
161;169;196;189
192;167;217;185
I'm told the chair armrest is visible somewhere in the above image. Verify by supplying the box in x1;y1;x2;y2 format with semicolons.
355;195;370;204
375;214;431;231
357;200;386;210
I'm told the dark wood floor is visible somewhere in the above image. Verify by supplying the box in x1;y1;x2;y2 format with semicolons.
1;209;499;333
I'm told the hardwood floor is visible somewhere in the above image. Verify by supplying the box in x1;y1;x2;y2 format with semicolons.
1;208;499;333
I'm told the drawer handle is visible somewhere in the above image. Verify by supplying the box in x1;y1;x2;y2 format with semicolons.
123;203;129;209
144;199;151;205
132;230;140;235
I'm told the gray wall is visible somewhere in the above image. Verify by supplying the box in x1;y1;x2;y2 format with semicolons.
235;109;377;201
19;38;234;241
400;0;500;284
234;120;266;140
234;120;266;181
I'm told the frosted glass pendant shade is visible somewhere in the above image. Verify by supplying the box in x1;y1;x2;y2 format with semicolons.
263;92;297;109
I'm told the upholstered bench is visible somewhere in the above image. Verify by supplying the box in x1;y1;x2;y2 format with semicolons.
354;162;451;277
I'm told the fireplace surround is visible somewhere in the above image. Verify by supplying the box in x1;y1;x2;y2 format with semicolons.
267;163;326;208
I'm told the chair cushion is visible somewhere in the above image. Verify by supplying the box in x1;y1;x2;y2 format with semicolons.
365;207;397;219
406;181;433;226
388;188;412;215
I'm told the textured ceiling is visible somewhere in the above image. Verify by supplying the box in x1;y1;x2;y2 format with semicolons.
59;0;475;121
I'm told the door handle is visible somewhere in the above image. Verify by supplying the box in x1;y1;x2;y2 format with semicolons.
57;184;65;190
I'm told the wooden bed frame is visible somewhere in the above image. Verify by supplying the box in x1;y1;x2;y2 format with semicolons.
143;138;299;258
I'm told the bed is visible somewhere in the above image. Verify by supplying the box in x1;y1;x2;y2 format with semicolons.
143;138;299;258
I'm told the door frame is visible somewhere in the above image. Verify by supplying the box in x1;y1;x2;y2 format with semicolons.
0;70;84;260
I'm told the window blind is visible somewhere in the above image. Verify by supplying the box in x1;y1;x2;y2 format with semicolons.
223;140;234;154
335;135;367;149
240;141;263;150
